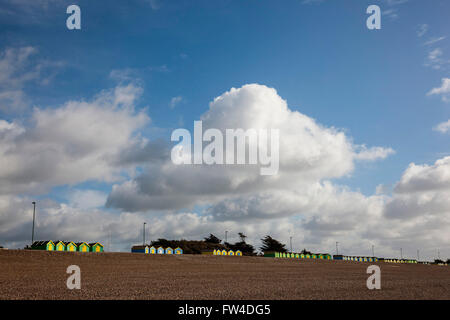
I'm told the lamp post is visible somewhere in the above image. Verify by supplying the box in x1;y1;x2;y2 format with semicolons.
225;230;228;243
290;236;293;253
400;248;403;259
31;202;36;245
336;242;339;255
143;222;146;246
372;245;375;257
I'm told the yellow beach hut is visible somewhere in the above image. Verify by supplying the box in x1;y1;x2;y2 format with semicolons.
54;241;66;252
76;242;90;252
89;242;104;252
157;247;165;254
66;242;77;252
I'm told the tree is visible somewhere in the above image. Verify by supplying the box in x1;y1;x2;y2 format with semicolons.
225;242;256;256
300;248;312;255
447;258;450;264
223;233;256;256
260;235;287;253
204;234;221;244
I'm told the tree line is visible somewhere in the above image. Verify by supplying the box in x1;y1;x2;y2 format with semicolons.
150;234;312;256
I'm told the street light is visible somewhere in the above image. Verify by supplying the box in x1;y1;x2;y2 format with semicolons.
290;236;293;253
336;242;339;255
372;245;375;257
31;202;36;245
143;222;147;246
225;230;228;243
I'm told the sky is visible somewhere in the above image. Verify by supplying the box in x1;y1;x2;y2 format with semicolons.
0;0;449;261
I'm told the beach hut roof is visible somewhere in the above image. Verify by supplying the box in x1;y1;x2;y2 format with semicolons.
75;242;89;246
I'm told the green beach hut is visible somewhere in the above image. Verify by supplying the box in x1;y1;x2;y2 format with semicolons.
76;242;90;252
54;241;66;252
89;242;104;253
66;242;77;252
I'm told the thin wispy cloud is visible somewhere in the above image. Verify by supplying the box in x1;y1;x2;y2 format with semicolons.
417;24;429;37
425;48;448;70
428;78;450;102
301;0;324;4
433;120;450;133
423;36;446;46
0;46;63;112
169;96;183;109
383;8;398;20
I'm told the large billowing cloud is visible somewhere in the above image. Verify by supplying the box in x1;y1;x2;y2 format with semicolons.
371;157;450;257
0;83;149;195
384;157;450;226
107;84;392;212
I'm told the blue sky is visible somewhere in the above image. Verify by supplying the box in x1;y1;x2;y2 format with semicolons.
1;0;448;194
0;0;449;258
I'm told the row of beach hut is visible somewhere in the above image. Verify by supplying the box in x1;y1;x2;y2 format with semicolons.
381;258;417;264
264;252;332;259
31;240;104;252
206;249;243;256
333;255;379;262
131;245;183;255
